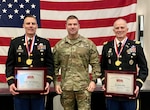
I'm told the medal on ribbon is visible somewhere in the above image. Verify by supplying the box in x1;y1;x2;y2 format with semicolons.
25;36;35;65
114;38;127;67
115;60;122;66
26;58;33;65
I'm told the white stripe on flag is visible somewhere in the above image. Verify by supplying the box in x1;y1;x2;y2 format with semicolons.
0;22;136;39
41;4;136;20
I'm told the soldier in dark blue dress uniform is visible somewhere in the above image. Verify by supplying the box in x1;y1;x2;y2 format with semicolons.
5;15;54;110
100;18;148;110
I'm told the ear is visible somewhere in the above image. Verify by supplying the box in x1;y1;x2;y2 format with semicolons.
65;23;67;29
36;23;38;28
113;28;115;33
22;23;25;28
127;27;129;31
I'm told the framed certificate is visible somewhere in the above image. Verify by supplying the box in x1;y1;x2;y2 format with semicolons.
105;70;136;97
14;67;47;93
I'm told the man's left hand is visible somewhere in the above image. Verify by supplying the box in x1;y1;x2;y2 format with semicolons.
87;81;96;92
40;82;50;95
129;86;139;99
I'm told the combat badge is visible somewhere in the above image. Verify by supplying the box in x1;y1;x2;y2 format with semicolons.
17;45;23;53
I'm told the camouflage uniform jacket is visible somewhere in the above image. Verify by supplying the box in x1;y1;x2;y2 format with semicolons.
53;35;101;91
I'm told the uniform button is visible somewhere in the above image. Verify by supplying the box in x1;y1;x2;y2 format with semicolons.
41;53;44;55
30;65;33;67
119;55;122;58
119;67;122;70
41;58;44;61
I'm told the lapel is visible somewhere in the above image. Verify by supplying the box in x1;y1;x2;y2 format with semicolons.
21;35;40;54
19;35;28;55
110;40;115;53
121;39;131;54
32;35;39;52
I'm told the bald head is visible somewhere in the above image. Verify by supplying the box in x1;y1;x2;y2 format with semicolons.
113;18;128;41
113;18;127;27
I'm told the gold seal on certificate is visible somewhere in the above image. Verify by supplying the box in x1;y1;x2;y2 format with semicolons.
26;59;32;65
115;60;121;66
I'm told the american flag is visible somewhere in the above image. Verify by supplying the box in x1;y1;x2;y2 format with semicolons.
0;0;137;82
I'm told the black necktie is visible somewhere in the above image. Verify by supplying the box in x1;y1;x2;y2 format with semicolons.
28;39;32;51
118;42;122;52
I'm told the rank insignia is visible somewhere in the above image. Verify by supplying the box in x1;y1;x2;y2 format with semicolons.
135;41;140;44
103;41;108;45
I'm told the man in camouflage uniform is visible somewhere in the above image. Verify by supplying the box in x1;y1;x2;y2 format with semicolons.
53;15;101;110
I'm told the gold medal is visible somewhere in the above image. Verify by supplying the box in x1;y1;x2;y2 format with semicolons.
26;59;32;65
115;60;122;66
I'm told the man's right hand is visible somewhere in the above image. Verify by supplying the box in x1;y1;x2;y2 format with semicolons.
55;85;62;94
9;83;19;95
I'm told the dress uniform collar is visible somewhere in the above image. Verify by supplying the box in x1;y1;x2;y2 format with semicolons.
115;37;128;46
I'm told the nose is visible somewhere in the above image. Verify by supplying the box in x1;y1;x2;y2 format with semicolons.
71;24;75;28
118;27;122;31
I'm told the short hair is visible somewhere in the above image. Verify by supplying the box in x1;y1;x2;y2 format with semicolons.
66;15;79;21
24;14;36;21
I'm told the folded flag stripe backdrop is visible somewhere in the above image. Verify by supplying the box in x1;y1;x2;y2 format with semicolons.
0;0;137;82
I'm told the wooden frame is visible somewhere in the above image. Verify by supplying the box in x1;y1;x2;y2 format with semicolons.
15;67;47;93
105;70;136;97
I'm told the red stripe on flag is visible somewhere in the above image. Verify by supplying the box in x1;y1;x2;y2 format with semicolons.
0;56;7;64
0;32;135;64
89;32;135;46
40;0;137;11
0;37;11;46
41;14;136;29
49;32;135;47
0;74;7;83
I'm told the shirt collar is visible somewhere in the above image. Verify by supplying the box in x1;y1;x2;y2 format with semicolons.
115;37;127;45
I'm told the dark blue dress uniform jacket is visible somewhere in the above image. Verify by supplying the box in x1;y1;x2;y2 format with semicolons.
5;35;54;98
100;39;148;99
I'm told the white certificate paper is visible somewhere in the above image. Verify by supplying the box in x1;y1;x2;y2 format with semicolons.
105;70;136;97
16;70;44;90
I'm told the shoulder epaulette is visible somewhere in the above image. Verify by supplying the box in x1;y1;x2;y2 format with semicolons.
11;37;15;40
135;41;141;44
45;38;49;40
103;41;108;45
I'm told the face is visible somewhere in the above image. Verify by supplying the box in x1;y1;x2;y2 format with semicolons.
66;18;80;36
23;17;38;37
113;19;128;40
